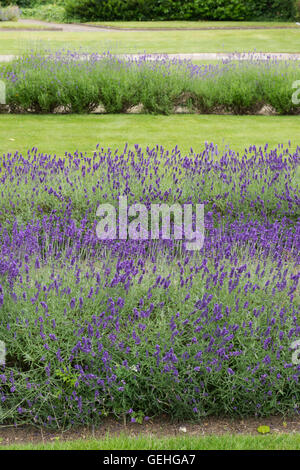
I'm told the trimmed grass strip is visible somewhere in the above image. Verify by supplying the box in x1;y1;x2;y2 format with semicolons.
3;432;300;450
0;29;299;55
0;114;299;156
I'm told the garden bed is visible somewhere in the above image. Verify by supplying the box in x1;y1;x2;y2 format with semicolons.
0;141;299;428
1;51;300;115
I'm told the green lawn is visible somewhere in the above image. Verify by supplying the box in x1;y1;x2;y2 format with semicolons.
3;432;300;450
0;21;56;30
0;115;299;157
87;20;297;29
0;28;299;55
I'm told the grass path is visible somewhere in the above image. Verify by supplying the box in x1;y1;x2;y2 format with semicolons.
85;20;299;30
0;115;299;156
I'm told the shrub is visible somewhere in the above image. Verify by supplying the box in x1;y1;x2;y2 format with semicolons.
245;0;297;21
21;3;66;22
64;0;130;22
0;0;65;6
0;5;20;20
0;0;32;6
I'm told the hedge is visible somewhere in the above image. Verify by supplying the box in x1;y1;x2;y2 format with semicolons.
64;0;297;22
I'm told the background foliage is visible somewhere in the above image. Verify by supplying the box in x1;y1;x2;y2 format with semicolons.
0;0;297;21
64;0;297;22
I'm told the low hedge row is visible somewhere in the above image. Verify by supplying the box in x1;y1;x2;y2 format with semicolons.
65;0;297;22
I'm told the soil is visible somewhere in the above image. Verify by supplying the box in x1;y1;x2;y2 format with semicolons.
1;415;300;446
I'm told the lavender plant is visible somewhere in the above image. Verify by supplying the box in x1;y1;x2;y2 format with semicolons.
1;50;300;115
0;142;299;428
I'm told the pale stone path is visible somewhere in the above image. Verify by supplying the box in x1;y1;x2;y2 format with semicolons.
1;52;300;62
17;18;108;32
17;19;300;32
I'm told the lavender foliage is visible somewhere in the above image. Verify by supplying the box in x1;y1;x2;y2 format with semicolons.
1;50;300;114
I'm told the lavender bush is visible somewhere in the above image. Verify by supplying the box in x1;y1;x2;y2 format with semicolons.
0;141;299;428
1;50;300;115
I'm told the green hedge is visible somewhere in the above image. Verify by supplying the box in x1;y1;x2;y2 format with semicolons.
65;0;297;22
0;0;65;7
246;0;297;20
0;0;33;6
0;0;297;20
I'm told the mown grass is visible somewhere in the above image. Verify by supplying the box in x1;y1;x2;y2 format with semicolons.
0;114;299;156
3;432;300;450
86;21;297;29
0;28;299;55
0;21;55;30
